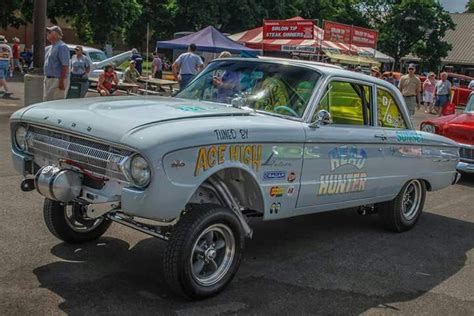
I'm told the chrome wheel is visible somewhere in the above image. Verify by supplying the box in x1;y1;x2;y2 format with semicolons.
190;223;235;287
64;204;104;233
401;180;423;221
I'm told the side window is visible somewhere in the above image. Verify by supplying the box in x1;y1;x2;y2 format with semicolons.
376;88;408;129
316;81;372;126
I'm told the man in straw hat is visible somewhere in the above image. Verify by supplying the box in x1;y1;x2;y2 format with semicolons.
44;25;70;101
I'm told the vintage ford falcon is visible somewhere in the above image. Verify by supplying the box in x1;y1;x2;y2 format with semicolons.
10;58;460;299
421;94;474;173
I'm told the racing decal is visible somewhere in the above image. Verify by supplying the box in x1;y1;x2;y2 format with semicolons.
396;146;423;158
396;131;423;143
287;172;296;183
329;146;367;171
318;173;368;195
194;144;262;176
269;186;284;197
171;160;185;168
287;186;295;196
177;105;206;112
263;171;287;181
318;145;368;195
270;202;281;214
214;129;249;141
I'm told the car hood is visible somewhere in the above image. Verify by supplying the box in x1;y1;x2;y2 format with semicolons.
17;96;251;144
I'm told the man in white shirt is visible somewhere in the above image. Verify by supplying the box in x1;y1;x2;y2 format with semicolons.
172;43;204;90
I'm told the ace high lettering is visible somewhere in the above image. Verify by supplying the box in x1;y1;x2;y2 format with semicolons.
195;144;262;176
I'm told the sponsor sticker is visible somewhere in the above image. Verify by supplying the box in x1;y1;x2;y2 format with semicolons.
270;202;281;214
270;186;284;197
263;171;287;181
287;186;295;196
287;172;296;182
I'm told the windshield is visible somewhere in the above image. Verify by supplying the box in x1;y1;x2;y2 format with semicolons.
176;60;321;118
88;51;108;62
465;94;474;113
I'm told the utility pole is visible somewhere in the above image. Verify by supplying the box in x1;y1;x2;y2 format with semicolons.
24;0;47;106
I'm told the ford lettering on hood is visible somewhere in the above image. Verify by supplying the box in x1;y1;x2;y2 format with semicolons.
15;96;250;143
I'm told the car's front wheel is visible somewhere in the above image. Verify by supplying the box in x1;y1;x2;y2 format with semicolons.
43;198;112;243
378;179;427;232
163;204;244;299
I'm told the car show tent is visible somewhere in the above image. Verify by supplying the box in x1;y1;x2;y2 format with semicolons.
156;26;258;55
229;17;392;66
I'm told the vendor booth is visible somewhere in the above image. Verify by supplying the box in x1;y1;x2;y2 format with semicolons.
230;17;392;67
157;25;259;60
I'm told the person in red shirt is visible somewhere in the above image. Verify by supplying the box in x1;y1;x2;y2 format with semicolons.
11;37;23;75
97;64;118;96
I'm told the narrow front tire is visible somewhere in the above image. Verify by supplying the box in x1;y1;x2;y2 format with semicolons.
43;198;111;243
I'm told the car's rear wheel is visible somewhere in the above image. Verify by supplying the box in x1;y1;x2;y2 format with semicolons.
43;198;112;243
378;179;426;232
163;204;244;299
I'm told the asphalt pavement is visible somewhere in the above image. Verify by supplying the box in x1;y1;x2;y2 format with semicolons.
0;80;473;315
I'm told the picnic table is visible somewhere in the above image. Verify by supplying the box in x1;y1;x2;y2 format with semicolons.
88;77;139;95
138;77;178;95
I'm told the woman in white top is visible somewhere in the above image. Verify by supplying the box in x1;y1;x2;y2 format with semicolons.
68;45;91;98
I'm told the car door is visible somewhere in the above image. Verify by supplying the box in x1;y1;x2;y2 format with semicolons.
296;78;389;210
374;85;421;196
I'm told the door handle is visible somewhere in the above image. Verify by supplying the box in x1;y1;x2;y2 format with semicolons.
374;133;387;141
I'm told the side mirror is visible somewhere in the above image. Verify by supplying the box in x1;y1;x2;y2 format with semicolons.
309;110;332;128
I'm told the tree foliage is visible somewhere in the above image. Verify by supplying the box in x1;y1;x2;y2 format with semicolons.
0;0;27;29
2;0;455;70
377;0;454;70
466;0;474;13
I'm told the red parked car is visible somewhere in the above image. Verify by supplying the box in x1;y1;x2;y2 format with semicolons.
421;95;474;173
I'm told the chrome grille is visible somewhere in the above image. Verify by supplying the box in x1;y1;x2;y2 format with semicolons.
459;147;474;162
26;126;133;180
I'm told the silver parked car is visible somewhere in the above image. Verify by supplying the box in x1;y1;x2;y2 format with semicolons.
10;58;460;299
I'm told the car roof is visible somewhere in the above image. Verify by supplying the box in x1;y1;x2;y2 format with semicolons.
65;44;104;53
216;57;398;91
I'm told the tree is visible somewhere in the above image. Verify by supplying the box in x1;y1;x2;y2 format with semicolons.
0;0;26;29
19;0;142;46
466;0;474;13
412;1;455;71
377;0;454;70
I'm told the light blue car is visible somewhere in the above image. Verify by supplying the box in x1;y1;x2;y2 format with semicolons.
10;58;460;299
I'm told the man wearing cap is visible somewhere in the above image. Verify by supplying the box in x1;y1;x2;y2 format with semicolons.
398;64;421;116
123;60;140;86
44;25;70;101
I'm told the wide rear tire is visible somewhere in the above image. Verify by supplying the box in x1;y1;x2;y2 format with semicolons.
378;179;426;232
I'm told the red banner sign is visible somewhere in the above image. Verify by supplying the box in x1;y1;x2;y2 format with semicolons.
323;20;378;48
351;25;378;48
323;21;352;44
263;20;314;40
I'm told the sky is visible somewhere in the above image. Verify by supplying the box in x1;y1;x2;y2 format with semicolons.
439;0;469;12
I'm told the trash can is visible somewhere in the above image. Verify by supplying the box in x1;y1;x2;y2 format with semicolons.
66;76;89;99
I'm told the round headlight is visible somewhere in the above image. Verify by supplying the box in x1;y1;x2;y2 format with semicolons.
15;125;28;151
129;155;151;187
421;124;435;133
